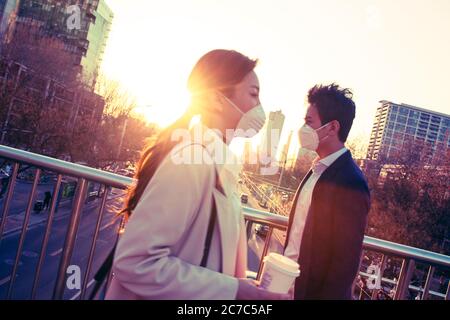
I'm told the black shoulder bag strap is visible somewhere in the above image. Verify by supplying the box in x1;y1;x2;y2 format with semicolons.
200;172;219;268
89;143;223;299
88;244;116;300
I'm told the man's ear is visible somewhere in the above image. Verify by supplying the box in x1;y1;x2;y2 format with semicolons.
331;120;340;137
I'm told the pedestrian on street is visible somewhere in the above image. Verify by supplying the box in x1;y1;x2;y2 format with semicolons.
43;191;52;210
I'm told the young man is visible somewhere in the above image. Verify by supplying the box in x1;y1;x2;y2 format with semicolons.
285;83;370;300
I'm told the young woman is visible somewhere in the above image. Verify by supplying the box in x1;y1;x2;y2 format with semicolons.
105;49;287;300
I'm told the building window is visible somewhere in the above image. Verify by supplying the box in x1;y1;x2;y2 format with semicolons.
419;122;428;130
406;126;416;134
395;124;406;132
385;129;393;137
429;125;439;132
399;108;409;116
409;113;419;120
389;113;396;121
397;116;407;124
407;118;417;126
393;132;403;141
417;130;426;137
431;116;441;124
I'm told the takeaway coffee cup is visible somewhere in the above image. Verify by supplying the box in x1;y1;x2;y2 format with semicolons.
259;253;300;294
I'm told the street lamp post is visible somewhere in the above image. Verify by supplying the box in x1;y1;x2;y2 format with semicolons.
116;105;152;162
116;117;128;159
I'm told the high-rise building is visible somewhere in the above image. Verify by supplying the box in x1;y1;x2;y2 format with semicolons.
243;141;252;165
279;130;292;168
0;0;19;46
2;0;112;86
277;130;293;186
260;110;285;164
14;1;96;65
0;1;110;147
81;0;113;86
367;100;450;161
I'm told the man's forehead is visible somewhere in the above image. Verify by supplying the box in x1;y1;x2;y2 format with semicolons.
306;104;318;116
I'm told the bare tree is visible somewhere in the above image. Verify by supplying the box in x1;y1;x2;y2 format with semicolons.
366;136;450;254
88;74;157;169
2;23;79;84
95;73;137;118
346;133;369;159
0;23;101;161
1;24;157;170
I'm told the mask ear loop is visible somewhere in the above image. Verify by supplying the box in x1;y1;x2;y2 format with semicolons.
316;121;333;142
217;91;244;115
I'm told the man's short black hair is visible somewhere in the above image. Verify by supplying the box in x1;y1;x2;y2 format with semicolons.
307;83;356;143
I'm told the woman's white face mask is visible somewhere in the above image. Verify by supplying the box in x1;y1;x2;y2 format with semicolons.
298;122;331;151
219;93;266;138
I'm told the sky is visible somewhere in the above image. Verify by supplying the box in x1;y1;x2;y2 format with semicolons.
101;0;450;159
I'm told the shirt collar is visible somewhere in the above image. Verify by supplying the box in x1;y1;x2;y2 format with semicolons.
314;147;348;168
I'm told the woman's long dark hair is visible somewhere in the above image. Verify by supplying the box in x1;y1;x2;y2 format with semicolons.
120;49;257;218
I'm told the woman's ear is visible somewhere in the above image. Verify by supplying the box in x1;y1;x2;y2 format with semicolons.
209;91;224;112
192;92;223;113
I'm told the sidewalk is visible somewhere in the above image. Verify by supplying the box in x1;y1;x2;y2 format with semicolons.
1;189;125;238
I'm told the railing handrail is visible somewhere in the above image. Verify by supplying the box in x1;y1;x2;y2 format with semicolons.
242;207;450;269
0;145;133;189
1;144;449;270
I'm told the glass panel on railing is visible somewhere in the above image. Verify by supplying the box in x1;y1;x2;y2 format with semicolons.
354;250;403;300
246;222;287;274
431;268;450;300
354;249;450;300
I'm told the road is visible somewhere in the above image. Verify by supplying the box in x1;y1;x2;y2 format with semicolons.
237;181;287;274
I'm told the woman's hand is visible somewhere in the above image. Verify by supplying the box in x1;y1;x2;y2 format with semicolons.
235;279;291;300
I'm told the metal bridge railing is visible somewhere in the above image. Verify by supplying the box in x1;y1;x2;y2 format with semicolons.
0;144;449;300
243;207;450;300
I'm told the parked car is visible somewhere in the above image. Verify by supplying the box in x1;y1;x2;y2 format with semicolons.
33;200;44;214
240;193;248;204
117;169;134;177
255;224;270;238
258;200;268;209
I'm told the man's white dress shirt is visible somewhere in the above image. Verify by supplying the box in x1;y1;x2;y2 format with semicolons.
285;147;348;262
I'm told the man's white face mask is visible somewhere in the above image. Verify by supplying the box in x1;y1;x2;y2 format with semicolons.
297;122;331;151
219;93;266;138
